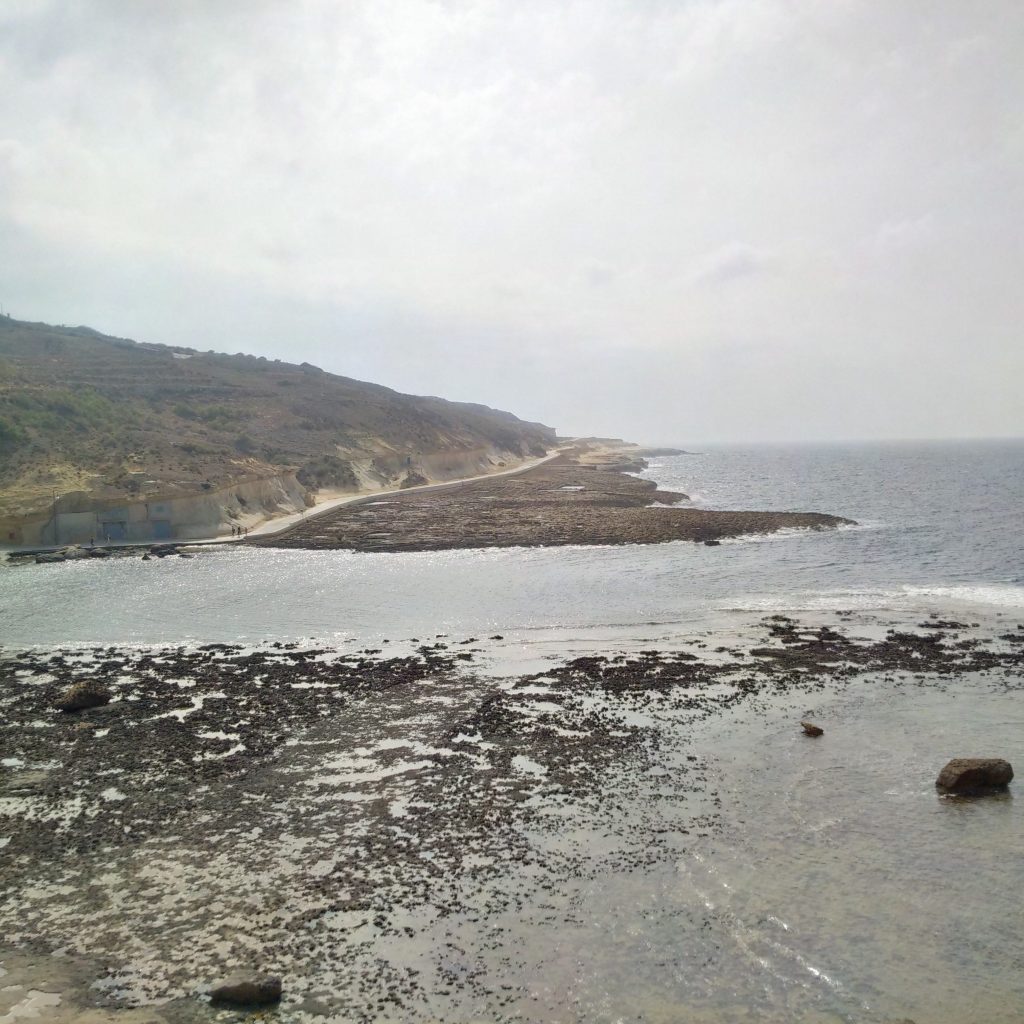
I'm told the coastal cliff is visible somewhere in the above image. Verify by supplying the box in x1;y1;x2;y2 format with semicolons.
0;317;555;543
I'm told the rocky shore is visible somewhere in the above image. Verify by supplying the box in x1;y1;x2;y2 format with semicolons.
2;617;1021;1021
250;446;853;553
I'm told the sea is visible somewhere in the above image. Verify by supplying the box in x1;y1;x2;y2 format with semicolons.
2;440;1022;653
2;439;1023;1023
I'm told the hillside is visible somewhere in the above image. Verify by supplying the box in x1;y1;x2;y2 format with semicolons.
0;316;556;527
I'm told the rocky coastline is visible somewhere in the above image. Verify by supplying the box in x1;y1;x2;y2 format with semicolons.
2;616;1021;1021
251;445;853;553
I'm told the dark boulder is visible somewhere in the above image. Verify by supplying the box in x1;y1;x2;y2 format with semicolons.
936;758;1013;794
800;721;824;737
55;681;112;712
208;975;282;1007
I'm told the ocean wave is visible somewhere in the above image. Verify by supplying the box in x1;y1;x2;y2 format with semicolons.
719;582;1024;612
900;584;1024;608
717;520;885;545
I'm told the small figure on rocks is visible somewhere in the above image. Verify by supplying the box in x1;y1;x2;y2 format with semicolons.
936;758;1013;795
55;681;112;712
208;974;282;1007
800;721;824;737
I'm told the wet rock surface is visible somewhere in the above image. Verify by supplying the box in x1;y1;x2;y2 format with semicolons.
54;680;113;712
251;449;853;552
1;615;1022;1021
936;757;1014;794
208;974;282;1006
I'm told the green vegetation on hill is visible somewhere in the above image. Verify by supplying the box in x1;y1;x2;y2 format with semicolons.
0;317;555;518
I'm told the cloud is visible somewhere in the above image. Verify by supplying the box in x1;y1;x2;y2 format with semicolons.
874;214;936;251
692;242;774;285
0;0;1022;441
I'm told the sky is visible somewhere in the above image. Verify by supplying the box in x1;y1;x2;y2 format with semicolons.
1;0;1022;443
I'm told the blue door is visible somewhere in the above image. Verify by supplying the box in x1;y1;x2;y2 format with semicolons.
100;521;127;541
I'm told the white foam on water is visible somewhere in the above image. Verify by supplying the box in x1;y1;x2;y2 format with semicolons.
718;520;885;547
719;581;1024;613
900;583;1024;608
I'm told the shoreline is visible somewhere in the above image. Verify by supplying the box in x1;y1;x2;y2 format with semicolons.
3;442;853;562
0;449;563;562
2;613;1021;1021
251;441;854;552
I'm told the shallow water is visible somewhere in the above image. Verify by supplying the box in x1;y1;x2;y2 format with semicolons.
6;634;1021;1024
659;674;1024;1023
2;441;1022;651
2;441;1023;1022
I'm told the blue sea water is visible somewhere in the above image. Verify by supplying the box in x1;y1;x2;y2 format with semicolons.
1;439;1022;648
641;437;1024;611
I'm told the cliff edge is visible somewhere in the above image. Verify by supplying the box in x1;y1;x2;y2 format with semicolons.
0;316;555;543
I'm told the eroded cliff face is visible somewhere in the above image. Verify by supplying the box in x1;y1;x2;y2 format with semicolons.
1;442;545;546
1;474;305;546
0;316;555;534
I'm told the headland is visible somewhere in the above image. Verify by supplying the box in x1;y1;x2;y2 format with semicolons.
251;440;854;552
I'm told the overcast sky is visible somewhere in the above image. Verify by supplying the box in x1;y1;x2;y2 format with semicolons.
1;1;1022;443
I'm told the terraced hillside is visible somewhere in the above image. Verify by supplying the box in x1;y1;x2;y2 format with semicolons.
0;316;555;526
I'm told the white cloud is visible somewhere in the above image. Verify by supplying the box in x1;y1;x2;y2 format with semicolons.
0;0;1022;441
692;242;774;285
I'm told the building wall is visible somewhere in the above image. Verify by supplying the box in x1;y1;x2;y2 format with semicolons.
5;473;307;547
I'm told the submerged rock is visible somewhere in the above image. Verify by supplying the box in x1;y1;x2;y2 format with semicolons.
936;758;1013;794
62;546;93;560
55;681;112;713
208;974;282;1006
800;721;824;737
35;546;92;564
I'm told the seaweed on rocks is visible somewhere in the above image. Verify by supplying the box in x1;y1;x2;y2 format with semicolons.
1;615;1023;1021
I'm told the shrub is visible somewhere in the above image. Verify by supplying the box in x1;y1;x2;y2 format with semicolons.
296;455;357;490
0;416;27;452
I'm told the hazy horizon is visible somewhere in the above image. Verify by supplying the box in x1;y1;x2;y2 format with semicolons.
2;1;1022;444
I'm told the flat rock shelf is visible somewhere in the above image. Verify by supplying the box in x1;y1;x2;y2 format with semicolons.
250;448;853;552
